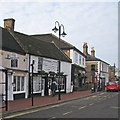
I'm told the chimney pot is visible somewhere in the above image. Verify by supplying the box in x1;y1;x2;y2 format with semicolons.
91;47;95;57
4;18;15;31
83;42;88;55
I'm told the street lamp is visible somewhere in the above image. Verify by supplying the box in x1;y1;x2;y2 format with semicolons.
52;21;67;100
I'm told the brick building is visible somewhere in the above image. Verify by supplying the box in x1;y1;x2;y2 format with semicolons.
83;43;109;90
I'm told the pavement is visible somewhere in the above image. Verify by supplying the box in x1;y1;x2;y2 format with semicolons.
2;90;100;115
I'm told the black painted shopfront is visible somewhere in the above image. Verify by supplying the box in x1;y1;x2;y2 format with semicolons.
71;64;86;91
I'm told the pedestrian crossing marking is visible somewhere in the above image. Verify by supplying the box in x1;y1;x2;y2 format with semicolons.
63;111;72;115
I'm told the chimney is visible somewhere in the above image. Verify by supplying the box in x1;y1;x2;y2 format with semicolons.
4;18;15;31
91;47;95;57
83;42;88;55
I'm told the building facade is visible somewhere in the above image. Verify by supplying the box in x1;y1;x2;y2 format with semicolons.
83;43;109;90
32;34;86;91
0;18;72;101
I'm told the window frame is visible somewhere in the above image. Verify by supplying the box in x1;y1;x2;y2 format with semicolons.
13;76;25;93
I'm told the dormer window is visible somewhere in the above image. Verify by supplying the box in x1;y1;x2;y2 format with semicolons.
11;54;18;67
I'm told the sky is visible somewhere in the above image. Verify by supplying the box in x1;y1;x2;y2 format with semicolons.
0;0;118;67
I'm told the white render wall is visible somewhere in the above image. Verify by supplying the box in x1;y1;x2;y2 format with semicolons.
61;61;71;93
70;49;74;63
72;50;86;68
0;50;28;71
42;58;58;73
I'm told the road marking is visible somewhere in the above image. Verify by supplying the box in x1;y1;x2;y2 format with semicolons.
48;116;56;120
89;103;94;106
78;106;86;110
110;106;120;109
92;96;97;98
3;103;67;119
63;111;72;116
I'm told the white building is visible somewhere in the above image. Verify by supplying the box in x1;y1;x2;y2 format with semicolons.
32;34;86;90
0;18;72;101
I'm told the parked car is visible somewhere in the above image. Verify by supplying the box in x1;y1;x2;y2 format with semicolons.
106;81;120;92
115;81;120;91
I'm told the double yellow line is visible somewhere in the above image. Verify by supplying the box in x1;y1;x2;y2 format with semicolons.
2;103;67;119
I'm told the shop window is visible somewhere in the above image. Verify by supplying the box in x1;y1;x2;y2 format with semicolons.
33;76;41;93
21;77;24;91
17;76;20;91
56;77;65;91
13;77;16;91
13;76;25;92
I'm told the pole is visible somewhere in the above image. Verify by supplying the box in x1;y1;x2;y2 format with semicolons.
5;70;8;111
114;63;116;81
58;26;61;100
31;61;34;106
28;54;31;98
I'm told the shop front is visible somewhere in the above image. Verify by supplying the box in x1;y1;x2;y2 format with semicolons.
72;64;86;91
48;72;67;95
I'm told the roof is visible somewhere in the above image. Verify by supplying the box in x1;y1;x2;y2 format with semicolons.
31;33;86;57
0;27;25;55
86;53;109;65
13;31;71;63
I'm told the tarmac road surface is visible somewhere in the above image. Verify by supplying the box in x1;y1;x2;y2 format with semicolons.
3;92;119;119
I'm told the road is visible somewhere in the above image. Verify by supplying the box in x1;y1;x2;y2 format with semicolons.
3;92;119;119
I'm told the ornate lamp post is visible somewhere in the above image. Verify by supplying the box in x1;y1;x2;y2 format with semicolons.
52;21;67;100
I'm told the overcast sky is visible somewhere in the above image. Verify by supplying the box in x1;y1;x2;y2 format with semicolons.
0;0;118;67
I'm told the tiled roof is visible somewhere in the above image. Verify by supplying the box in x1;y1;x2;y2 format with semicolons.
86;53;109;65
31;33;86;57
13;31;71;63
0;27;25;55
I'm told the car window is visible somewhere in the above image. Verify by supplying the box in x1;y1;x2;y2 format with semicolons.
109;82;116;85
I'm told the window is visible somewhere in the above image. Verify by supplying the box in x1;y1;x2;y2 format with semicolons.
56;77;65;91
21;77;24;91
33;76;41;93
17;76;20;91
13;76;25;92
79;55;81;65
75;52;78;64
13;77;16;91
11;59;18;67
83;58;84;65
11;54;18;67
38;57;43;71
